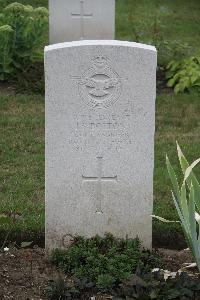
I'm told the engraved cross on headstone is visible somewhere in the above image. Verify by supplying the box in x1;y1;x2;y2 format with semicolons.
82;157;117;213
71;0;93;39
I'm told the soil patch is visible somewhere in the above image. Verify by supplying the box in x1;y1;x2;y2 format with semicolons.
0;81;16;96
158;248;194;272
0;246;196;300
0;246;53;299
153;230;187;250
156;68;172;94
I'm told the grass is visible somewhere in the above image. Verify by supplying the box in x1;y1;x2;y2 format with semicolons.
116;0;200;66
116;0;200;47
0;92;44;244
0;0;200;247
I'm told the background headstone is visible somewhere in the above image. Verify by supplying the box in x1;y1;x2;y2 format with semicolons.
45;40;157;252
49;0;115;44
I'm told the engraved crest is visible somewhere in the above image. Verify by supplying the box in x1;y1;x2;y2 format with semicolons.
73;56;122;109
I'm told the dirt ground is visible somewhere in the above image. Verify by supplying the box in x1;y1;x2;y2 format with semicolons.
0;245;196;300
0;246;52;299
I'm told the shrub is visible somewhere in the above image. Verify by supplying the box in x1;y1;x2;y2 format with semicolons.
166;52;200;93
51;234;162;290
0;25;14;78
0;2;48;90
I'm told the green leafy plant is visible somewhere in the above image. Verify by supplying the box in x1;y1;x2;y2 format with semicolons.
45;275;95;299
45;270;200;299
166;53;200;93
48;234;200;299
44;275;80;300
51;234;162;290
114;271;200;299
0;25;14;78
0;2;48;88
153;143;200;271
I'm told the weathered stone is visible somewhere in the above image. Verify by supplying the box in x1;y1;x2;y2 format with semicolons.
45;40;157;252
49;0;115;44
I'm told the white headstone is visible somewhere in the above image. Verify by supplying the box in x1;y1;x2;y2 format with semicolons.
45;40;157;252
49;0;115;44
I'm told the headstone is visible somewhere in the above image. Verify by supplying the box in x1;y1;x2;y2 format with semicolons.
45;40;157;252
49;0;115;44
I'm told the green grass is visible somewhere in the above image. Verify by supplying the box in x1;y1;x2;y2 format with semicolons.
0;92;44;243
116;0;200;46
116;0;200;65
0;0;200;247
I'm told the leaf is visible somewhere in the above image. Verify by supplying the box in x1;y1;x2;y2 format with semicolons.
184;158;200;182
177;143;200;213
180;262;197;270
188;185;197;246
125;274;147;287
180;184;189;226
167;78;176;87
195;212;200;224
172;192;193;252
166;60;175;69
0;214;10;225
174;84;181;94
149;290;159;299
166;155;181;203
21;241;33;248
191;75;198;84
0;213;8;219
151;215;179;223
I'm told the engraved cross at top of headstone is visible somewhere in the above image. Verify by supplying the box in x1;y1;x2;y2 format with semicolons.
71;0;93;39
82;157;117;213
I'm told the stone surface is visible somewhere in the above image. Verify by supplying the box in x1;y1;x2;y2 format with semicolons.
45;40;157;252
49;0;115;44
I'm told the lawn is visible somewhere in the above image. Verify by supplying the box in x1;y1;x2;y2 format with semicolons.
0;91;44;244
0;0;200;248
